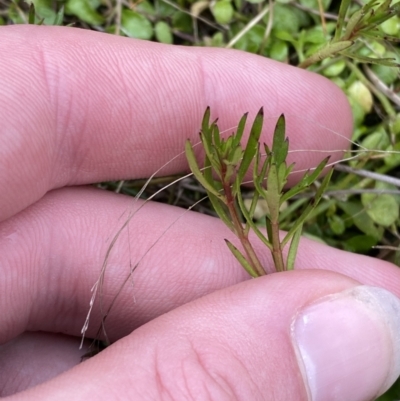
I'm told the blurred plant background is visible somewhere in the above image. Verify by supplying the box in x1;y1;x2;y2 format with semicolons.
1;0;399;398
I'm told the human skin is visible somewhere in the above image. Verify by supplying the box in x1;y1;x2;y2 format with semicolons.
1;25;400;400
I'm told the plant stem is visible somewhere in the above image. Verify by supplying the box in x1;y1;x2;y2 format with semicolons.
223;179;266;276
270;219;285;272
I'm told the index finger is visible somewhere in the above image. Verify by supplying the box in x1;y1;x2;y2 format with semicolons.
0;25;353;221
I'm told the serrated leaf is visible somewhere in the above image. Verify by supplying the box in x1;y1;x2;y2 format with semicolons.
225;240;259;277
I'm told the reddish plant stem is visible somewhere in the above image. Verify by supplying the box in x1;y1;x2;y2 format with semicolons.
221;171;266;277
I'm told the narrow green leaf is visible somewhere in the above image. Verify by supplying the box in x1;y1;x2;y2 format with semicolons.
366;4;399;26
280;156;330;203
281;203;314;246
342;8;364;40
230;112;248;152
201;107;211;138
185;140;224;200
341;52;400;67
286;224;302;271
264;163;281;222
53;5;65;25
374;0;391;14
272;115;288;166
29;3;35;24
314;168;333;204
364;32;400;42
200;132;222;179
230;145;244;166
237;108;264;185
282;168;333;246
212;123;221;149
334;0;351;41
225;240;259;278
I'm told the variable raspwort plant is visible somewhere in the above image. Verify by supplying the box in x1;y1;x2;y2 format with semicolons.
186;107;332;276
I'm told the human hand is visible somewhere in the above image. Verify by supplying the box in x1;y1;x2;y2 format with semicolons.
1;25;400;401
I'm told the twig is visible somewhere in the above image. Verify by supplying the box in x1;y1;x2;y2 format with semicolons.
334;164;400;187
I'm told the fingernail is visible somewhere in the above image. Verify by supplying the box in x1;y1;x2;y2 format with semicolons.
292;286;400;401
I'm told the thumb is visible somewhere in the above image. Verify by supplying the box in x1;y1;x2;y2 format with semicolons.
10;270;400;401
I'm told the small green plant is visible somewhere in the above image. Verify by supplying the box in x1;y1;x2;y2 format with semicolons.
186;107;333;275
299;0;400;69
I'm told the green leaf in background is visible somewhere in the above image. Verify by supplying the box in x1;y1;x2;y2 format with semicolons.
344;234;377;253
299;0;332;11
154;0;176;18
338;201;383;240
29;0;57;24
121;10;153;39
65;0;104;25
155;21;173;43
361;193;399;227
371;51;400;85
136;1;155;16
273;4;305;34
361;128;390;150
321;59;346;77
347;81;373;113
381;15;400;35
329;215;346;235
171;12;192;33
269;40;288;62
211;0;234;24
384;142;400;168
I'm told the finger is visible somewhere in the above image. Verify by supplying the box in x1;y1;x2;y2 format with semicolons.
2;187;400;345
0;332;88;397
0;25;352;221
6;271;400;401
